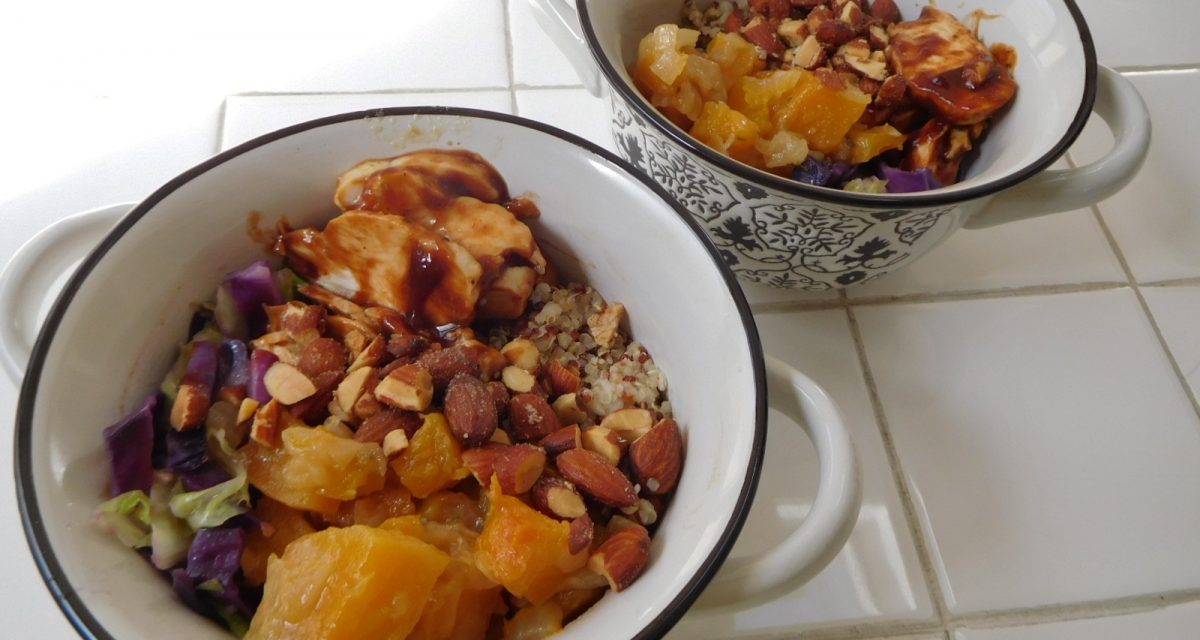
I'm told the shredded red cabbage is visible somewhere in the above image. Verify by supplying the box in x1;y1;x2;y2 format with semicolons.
792;157;855;188
218;339;250;390
225;261;282;335
183;341;220;399
103;395;159;496
879;164;942;193
248;349;278;404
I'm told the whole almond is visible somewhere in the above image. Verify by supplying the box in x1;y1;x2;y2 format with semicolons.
588;526;650;591
869;0;901;25
416;346;480;390
815;19;856;46
387;333;429;359
509;393;562;442
556;448;638;508
297;337;347;378
629;418;683;495
444;374;499;447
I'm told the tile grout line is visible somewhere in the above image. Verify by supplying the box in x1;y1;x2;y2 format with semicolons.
727;620;946;640
226;87;513;98
502;0;519;115
1116;63;1200;74
1084;194;1200;424
943;588;1200;632
512;82;589;90
749;280;1130;315
739;587;1200;639
841;303;952;631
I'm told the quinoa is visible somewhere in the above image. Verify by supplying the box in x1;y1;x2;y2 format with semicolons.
488;282;671;422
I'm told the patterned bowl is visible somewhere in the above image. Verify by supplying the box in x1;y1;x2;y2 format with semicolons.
529;0;1151;289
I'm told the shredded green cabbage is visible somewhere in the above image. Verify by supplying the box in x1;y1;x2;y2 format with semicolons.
843;177;889;193
168;428;249;529
150;476;194;569
95;490;152;548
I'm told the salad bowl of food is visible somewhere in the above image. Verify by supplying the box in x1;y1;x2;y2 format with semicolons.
9;109;860;639
529;0;1151;289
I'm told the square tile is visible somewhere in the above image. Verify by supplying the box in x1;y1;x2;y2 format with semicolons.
221;92;513;150
855;289;1200;613
672;310;933;637
1074;0;1200;68
509;0;590;87
514;88;614;152
2;1;511;98
1141;284;1200;401
955;600;1200;640
846;163;1125;299
1069;70;1200;283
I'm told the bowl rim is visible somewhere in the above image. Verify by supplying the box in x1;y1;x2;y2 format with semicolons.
14;107;768;640
576;0;1099;207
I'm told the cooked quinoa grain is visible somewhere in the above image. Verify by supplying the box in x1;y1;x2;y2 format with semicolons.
489;282;670;423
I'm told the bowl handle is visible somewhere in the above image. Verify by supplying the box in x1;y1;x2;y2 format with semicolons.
0;203;131;382
525;0;605;97
965;65;1151;229
693;355;861;611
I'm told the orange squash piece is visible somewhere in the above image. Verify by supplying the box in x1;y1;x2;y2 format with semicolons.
392;413;471;499
241;497;317;586
410;559;505;640
245;525;449;640
379;516;505;640
243;426;387;516
705;32;765;90
475;480;588;604
772;70;871;153
689;101;762;166
847;124;907;164
731;69;804;133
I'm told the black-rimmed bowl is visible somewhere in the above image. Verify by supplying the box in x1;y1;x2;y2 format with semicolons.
13;109;860;639
529;0;1151;289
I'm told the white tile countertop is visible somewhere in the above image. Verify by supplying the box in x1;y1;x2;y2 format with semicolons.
1;1;1198;638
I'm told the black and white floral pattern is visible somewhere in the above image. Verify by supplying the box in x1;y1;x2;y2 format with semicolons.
610;95;961;290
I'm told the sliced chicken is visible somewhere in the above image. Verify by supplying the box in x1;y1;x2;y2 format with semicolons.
886;6;1016;125
279;211;483;327
334;149;509;211
902;119;987;185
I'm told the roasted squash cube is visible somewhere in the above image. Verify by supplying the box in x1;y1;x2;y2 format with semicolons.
689;101;762;166
773;70;871;153
392;413;471;499
476;480;588;604
246;525;449;640
243;426;387;516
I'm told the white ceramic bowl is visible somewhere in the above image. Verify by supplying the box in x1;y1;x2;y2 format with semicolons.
530;0;1151;289
10;109;860;639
